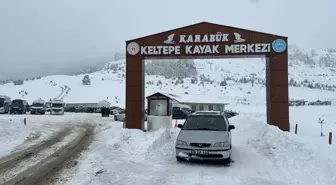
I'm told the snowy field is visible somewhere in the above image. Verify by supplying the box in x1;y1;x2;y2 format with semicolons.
0;106;335;185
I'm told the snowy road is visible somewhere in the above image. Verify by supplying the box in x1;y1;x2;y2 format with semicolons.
1;110;335;185
0;114;96;185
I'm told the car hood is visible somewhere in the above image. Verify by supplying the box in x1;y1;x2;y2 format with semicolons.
177;130;229;143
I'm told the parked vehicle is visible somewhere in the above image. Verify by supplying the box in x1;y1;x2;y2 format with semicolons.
10;99;29;114
172;109;190;119
30;99;46;115
114;109;148;121
114;110;126;121
173;104;192;112
110;106;124;115
175;111;235;164
50;100;65;115
0;95;11;114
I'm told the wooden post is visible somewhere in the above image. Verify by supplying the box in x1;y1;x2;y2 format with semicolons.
294;124;298;134
329;132;332;145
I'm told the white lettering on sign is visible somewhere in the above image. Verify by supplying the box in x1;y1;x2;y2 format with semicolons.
185;45;219;54
179;32;229;43
224;44;270;54
141;46;181;55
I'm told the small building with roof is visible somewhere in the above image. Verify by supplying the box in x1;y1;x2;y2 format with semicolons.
159;92;229;112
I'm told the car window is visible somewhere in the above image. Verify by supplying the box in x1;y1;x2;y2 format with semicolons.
173;110;181;115
182;115;226;131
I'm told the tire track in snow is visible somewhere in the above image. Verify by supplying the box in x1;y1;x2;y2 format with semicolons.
0;127;71;174
0;123;95;185
0;129;80;183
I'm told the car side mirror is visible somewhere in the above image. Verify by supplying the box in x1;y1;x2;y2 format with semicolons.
229;125;235;130
177;124;183;128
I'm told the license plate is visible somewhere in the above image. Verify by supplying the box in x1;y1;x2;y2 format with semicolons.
192;150;208;155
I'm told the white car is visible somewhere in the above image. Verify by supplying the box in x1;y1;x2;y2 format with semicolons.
114;110;126;121
114;110;148;121
50;100;65;115
175;111;235;164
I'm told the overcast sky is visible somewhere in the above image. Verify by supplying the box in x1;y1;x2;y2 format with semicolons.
0;0;335;80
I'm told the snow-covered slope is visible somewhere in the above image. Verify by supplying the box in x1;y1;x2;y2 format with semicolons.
1;45;336;107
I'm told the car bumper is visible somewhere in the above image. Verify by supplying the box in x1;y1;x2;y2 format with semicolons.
175;147;230;160
51;111;64;115
31;110;44;113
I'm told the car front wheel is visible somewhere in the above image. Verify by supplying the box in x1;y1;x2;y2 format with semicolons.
223;150;231;164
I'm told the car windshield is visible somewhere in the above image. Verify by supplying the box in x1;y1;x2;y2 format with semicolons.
0;100;4;106
52;103;63;107
33;103;44;107
182;115;226;131
12;100;23;105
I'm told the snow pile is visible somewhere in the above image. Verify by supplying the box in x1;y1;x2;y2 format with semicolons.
230;114;336;185
95;121;179;161
57;120;179;185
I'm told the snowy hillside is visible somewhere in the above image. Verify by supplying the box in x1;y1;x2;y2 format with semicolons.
1;45;336;107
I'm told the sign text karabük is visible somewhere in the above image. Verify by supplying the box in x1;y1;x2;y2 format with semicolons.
127;32;274;56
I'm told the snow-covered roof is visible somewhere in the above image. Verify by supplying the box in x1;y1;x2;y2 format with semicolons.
0;95;10;100
173;103;191;109
66;100;111;105
51;100;64;103
97;100;111;107
160;92;229;105
145;92;180;102
33;99;46;104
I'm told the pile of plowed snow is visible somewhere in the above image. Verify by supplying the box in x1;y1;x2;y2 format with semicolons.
56;119;180;185
230;114;336;185
93;120;180;161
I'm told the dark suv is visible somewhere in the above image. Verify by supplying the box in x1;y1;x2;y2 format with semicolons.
10;99;29;114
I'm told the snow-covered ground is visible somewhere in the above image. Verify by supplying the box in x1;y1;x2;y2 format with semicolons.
1;106;333;184
52;106;335;185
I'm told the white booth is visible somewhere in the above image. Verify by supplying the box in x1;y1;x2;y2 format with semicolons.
146;92;178;131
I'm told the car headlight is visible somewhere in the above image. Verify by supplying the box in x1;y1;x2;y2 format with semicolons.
176;140;188;146
213;142;230;147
